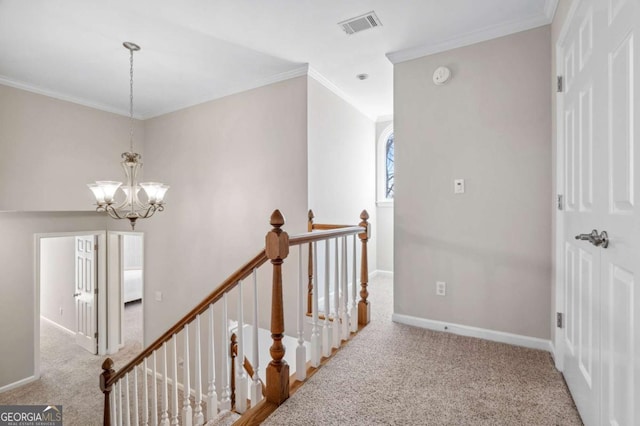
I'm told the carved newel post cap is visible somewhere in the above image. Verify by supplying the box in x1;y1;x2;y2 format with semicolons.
359;210;370;240
100;358;115;392
101;358;114;371
266;210;289;260
308;209;314;220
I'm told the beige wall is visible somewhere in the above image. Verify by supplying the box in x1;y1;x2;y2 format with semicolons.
40;236;76;331
0;85;144;212
0;212;110;389
550;0;574;343
307;76;376;271
394;26;552;339
141;76;309;345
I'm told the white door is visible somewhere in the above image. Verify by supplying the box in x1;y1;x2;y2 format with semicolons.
560;1;639;425
75;235;97;354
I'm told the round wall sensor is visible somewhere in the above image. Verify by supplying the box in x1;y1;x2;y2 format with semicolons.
433;66;451;85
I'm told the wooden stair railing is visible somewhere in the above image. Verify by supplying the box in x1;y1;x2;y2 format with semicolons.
100;209;370;426
306;209;370;325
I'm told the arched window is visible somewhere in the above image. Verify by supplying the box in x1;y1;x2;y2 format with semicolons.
385;132;394;199
377;123;394;205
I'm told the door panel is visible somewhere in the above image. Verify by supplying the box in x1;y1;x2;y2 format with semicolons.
560;0;639;424
75;235;97;354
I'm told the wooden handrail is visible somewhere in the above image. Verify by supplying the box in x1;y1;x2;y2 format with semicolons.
312;223;354;230
107;249;268;386
289;226;364;246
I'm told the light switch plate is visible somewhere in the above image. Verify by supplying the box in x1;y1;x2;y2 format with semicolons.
155;291;163;302
454;179;465;194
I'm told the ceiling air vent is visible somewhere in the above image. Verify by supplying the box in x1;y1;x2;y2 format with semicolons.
338;11;382;35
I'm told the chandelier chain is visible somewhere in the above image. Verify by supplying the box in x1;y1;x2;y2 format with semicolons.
129;47;134;153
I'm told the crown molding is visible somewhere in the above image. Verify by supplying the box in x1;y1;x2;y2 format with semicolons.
307;66;376;121
544;0;560;21
145;64;310;119
2;64;379;122
386;13;553;64
1;65;311;120
0;75;136;118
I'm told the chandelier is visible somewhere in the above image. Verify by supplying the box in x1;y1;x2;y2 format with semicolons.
88;42;169;230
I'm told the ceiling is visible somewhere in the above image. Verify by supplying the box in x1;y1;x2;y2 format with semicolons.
0;0;556;120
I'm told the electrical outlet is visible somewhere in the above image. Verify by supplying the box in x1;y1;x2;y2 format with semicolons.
155;291;163;302
454;179;465;194
436;281;446;296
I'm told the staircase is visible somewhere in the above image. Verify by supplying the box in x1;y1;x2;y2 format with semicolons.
99;209;372;425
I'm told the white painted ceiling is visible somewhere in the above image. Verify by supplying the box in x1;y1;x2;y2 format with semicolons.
0;0;555;120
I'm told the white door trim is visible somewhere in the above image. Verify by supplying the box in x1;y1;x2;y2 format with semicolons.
553;0;580;372
107;230;144;353
34;230;108;380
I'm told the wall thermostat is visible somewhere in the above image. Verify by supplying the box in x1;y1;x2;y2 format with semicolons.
433;66;451;85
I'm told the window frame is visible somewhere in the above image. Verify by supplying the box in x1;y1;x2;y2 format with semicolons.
376;123;394;207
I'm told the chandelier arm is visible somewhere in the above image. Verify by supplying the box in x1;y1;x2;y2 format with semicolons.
105;204;127;220
138;204;158;219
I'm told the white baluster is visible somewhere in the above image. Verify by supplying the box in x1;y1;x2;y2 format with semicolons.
160;343;170;425
118;380;123;426
111;388;117;426
250;268;262;405
182;325;193;426
310;241;321;367
171;334;179;426
322;240;331;357
207;304;218;421
341;236;350;340
236;281;248;413
220;293;231;411
296;246;307;381
143;359;149;426
125;373;131;426
350;235;358;333
152;351;158;426
332;238;341;349
133;366;139;426
193;315;204;425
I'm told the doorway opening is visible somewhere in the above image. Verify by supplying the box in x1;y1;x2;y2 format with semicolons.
35;231;107;380
121;233;144;348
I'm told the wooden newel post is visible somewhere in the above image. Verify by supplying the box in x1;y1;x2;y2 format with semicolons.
358;210;371;326
265;210;290;405
307;209;314;315
100;358;115;426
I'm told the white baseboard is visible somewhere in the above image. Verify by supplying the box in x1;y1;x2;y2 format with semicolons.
391;313;553;352
0;375;38;394
371;270;393;278
41;315;75;336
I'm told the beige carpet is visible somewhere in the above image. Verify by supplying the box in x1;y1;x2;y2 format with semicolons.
263;275;583;426
0;302;143;425
1;279;582;425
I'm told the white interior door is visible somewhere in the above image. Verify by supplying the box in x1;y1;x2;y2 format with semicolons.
560;1;639;425
600;0;639;424
75;235;97;354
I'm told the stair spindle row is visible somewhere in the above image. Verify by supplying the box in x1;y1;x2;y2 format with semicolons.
101;209;370;425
